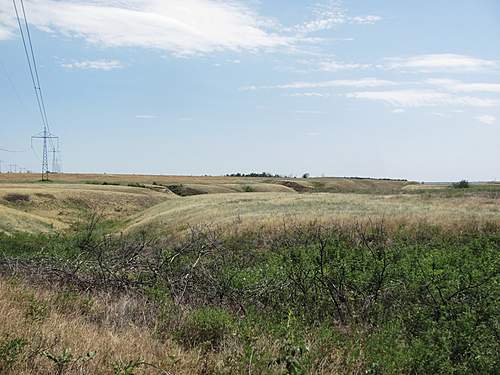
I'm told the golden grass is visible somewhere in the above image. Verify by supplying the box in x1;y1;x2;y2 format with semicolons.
0;205;64;233
0;279;352;375
0;173;413;193
0;184;171;234
0;278;197;374
1;178;498;236
126;192;500;235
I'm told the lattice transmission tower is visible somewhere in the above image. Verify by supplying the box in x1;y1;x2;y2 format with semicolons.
31;128;58;180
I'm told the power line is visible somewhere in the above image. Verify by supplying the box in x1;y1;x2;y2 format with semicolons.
12;0;47;131
0;59;26;108
12;0;59;181
0;147;27;153
19;0;51;132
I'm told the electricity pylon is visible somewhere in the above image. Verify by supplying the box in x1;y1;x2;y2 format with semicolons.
51;145;58;173
32;128;58;181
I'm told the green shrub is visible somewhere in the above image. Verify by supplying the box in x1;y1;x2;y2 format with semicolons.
0;337;26;371
112;359;145;375
176;307;233;349
54;290;94;315
25;295;49;322
243;185;254;192
43;348;95;375
127;182;146;188
452;180;470;189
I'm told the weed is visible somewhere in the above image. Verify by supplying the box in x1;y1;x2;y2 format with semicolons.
43;348;95;375
0;337;27;371
25;295;49;322
112;359;145;375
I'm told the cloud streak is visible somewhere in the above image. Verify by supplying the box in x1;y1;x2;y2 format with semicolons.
385;54;498;72
476;115;496;125
241;78;397;91
346;89;499;107
426;79;500;93
61;59;124;70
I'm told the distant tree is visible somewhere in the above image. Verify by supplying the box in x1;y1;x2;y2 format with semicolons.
452;180;470;189
302;173;310;179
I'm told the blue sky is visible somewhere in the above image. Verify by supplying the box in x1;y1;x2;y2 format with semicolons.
0;0;499;181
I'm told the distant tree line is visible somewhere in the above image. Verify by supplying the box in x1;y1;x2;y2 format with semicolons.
225;173;409;182
225;172;283;178
344;176;409;182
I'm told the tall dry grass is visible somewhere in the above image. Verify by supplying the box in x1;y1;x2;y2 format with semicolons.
0;278;355;375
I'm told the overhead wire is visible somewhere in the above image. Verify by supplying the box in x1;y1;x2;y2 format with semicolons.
12;0;59;171
0;59;26;108
12;0;48;132
19;0;51;133
0;147;28;153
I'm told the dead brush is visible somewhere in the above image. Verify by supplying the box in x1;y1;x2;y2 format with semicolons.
3;193;31;203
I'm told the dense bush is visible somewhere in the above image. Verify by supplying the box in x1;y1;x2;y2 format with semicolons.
0;220;498;373
175;307;234;349
452;180;470;189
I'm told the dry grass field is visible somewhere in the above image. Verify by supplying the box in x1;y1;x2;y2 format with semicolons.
0;183;169;234
0;174;499;235
126;191;500;235
0;174;499;374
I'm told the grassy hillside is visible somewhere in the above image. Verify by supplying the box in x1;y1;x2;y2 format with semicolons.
0;183;170;234
126;191;500;235
0;173;415;194
1;181;498;235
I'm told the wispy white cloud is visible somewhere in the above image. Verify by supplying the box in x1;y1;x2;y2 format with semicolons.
432;112;450;118
0;3;15;40
288;92;330;97
392;109;405;114
385;54;498;72
476;115;496;125
350;15;382;25
294;110;326;114
287;1;380;34
291;0;346;34
0;0;383;58
426;79;500;93
243;78;397;91
0;0;291;55
346;89;499;107
135;114;158;119
61;59;124;70
319;59;371;72
0;25;11;39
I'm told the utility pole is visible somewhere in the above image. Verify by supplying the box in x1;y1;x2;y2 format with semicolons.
32;128;58;181
0;160;3;173
50;145;60;173
51;146;56;173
